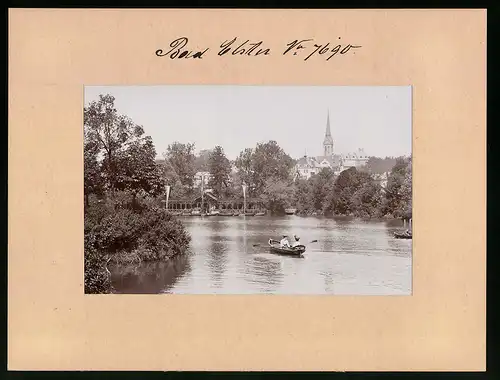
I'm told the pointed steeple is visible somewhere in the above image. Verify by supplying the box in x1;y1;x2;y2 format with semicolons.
323;109;334;156
325;110;332;138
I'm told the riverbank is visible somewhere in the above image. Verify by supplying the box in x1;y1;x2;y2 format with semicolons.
84;194;191;294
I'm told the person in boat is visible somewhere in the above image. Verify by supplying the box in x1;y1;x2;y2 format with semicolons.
291;234;301;248
280;235;291;248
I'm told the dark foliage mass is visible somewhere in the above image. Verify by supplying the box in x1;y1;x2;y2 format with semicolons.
84;95;191;294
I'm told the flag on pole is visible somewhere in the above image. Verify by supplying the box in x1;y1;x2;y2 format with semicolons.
166;185;171;210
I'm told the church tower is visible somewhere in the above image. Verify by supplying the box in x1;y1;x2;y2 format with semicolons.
323;109;334;156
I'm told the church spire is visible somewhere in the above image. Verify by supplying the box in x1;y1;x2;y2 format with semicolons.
323;109;334;156
325;109;332;138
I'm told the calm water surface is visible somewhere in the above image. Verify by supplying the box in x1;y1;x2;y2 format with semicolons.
110;216;412;295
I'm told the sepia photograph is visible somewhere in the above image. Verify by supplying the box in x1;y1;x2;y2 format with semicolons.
84;85;412;295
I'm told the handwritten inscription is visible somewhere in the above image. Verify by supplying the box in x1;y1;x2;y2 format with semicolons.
155;37;361;61
218;38;271;56
155;37;209;59
283;38;362;61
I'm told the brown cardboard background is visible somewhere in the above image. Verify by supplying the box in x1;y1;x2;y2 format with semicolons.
8;9;486;371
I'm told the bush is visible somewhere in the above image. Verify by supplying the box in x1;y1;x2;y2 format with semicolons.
84;235;112;294
85;194;191;262
84;193;191;293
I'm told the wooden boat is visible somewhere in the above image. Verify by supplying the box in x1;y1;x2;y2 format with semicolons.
191;209;201;216
285;208;297;215
232;212;240;216
244;210;255;216
208;210;220;216
268;239;306;256
169;211;182;216
394;231;412;239
219;211;234;216
255;211;266;216
181;210;192;216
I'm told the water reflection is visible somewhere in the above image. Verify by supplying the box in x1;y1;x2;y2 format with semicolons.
244;255;284;293
110;216;412;295
207;220;229;289
110;254;191;294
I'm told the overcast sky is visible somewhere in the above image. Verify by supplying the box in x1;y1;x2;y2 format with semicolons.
84;85;412;160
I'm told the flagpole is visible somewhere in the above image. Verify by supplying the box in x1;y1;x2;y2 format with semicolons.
201;173;204;214
165;184;170;211
163;156;170;211
242;183;247;214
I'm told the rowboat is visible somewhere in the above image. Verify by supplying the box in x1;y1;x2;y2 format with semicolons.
219;211;234;216
394;231;412;239
191;209;201;216
181;210;192;216
285;208;297;215
268;239;306;256
244;211;255;216
255;211;266;216
206;210;220;216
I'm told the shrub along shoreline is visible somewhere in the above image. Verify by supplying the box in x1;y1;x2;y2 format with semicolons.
84;193;191;294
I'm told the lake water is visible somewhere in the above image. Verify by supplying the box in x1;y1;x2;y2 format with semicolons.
110;215;412;295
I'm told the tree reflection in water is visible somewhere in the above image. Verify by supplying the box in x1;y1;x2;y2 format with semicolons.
206;220;229;289
110;254;192;294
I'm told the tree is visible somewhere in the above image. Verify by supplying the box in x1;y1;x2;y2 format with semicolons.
351;181;383;218
114;136;164;203
308;168;336;213
366;156;398;174
294;179;313;214
84;138;104;207
208;146;232;196
84;94;144;191
259;178;296;214
251;140;295;193
383;157;412;217
194;149;212;172
399;157;412;218
235;148;255;193
330;167;374;215
163;142;196;189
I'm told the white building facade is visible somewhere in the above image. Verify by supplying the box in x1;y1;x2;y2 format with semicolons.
295;111;368;180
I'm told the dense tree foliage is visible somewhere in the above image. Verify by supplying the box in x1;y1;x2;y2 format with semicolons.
84;94;191;294
163;142;196;189
251;140;296;193
259;178;295;214
366;156;399;174
234;148;255;192
208;146;232;196
293;160;411;218
194;149;212;172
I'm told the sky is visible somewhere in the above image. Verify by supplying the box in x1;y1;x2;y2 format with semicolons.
84;85;412;160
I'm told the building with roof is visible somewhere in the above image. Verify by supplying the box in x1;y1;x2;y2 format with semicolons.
294;110;368;180
342;148;369;170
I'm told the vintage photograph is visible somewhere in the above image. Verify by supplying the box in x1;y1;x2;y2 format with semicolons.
84;85;412;295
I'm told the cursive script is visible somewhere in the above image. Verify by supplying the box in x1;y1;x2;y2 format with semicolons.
218;38;271;56
283;38;362;61
155;37;209;59
155;37;362;61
